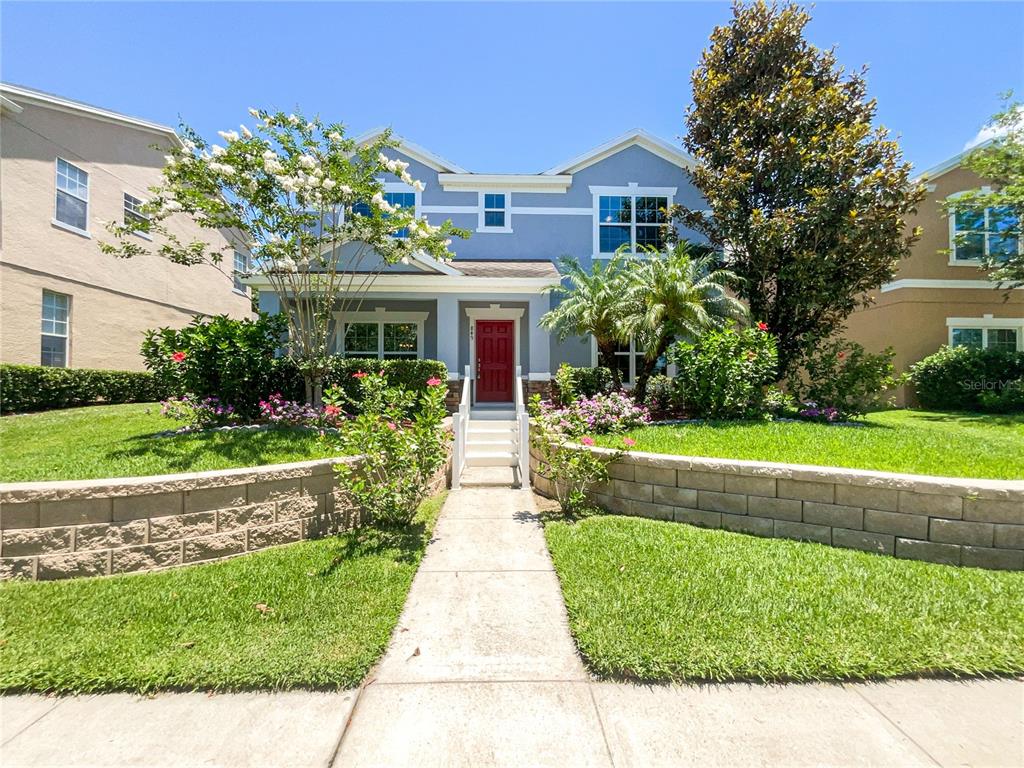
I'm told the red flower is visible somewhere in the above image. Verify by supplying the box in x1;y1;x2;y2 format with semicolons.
580;436;595;446
324;404;341;417
623;437;636;448
756;322;769;332
837;352;846;360
171;351;187;363
426;377;442;387
352;371;368;379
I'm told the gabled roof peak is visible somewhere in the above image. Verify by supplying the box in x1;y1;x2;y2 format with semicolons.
542;128;697;176
352;126;469;174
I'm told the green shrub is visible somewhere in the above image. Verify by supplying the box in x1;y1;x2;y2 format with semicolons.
910;345;1024;412
142;314;286;419
643;374;674;415
789;337;905;418
553;363;615;406
0;365;165;413
668;326;778;419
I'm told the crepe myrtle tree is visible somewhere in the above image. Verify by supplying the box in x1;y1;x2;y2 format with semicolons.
101;110;467;403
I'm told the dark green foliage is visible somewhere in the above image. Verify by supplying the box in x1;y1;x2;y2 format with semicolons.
643;374;675;416
0;365;165;414
142;314;286;419
668;326;778;418
675;1;925;378
911;345;1024;412
552;364;615;406
788;337;905;418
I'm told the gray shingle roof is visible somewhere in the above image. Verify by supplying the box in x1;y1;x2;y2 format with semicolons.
452;260;561;279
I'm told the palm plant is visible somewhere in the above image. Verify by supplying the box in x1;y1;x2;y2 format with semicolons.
540;254;631;389
621;241;748;401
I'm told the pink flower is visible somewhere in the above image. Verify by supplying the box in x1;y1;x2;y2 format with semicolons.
386;421;397;430
171;351;187;363
756;321;769;332
426;377;442;387
837;351;846;360
580;436;595;446
623;437;636;448
352;371;368;379
324;404;341;417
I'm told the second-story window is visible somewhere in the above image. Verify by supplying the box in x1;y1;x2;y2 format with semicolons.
351;191;416;238
123;193;147;227
479;193;510;231
233;250;249;293
951;205;1020;263
598;194;668;254
55;158;89;233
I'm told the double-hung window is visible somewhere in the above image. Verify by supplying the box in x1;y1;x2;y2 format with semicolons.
950;204;1021;263
597;192;669;255
339;313;425;360
948;317;1024;352
478;193;510;232
233;250;249;293
123;192;148;227
351;191;416;238
598;337;667;385
41;290;70;367
55;158;89;233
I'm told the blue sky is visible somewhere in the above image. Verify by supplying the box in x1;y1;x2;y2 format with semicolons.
3;2;1022;174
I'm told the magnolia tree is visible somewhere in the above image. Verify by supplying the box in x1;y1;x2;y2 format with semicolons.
101;111;466;403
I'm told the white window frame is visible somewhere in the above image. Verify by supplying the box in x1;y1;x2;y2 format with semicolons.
233;250;250;294
41;289;70;367
383;181;421;240
947;188;1022;266
591;183;676;259
477;191;512;233
946;315;1024;352
332;308;427;359
123;192;153;240
53;157;90;237
589;335;675;387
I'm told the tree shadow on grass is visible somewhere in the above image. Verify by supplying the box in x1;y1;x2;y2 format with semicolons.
898;410;1024;428
315;518;431;577
106;428;330;474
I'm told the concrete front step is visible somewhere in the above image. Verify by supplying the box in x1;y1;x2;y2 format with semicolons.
466;440;517;451
469;410;517;421
465;451;518;467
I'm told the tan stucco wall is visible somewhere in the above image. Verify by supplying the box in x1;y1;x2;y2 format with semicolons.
845;164;1023;403
0;96;251;370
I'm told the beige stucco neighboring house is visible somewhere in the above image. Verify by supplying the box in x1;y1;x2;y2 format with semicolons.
845;148;1023;403
0;83;252;372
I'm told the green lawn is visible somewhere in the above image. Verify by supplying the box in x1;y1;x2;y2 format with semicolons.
594;410;1024;479
545;515;1024;683
0;492;446;694
0;403;337;482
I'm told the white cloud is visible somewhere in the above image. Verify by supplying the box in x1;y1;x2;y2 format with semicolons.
963;105;1024;150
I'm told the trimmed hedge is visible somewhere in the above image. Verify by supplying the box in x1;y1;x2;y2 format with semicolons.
270;357;449;409
910;345;1024;412
0;365;166;414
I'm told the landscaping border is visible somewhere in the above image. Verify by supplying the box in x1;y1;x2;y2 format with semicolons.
0;455;450;581
530;443;1024;571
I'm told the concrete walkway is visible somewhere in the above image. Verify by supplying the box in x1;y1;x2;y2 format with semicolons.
2;487;1022;767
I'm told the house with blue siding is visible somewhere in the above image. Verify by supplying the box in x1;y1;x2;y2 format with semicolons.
248;128;703;405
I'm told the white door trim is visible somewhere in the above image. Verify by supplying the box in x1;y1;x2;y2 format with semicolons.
465;304;523;403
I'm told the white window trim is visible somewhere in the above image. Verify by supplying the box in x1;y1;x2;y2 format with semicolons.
590;183;676;260
946;315;1024;352
589;335;675;387
123;192;153;241
232;250;250;295
53;157;90;237
332;308;427;358
465;305;523;403
41;289;71;367
947;187;1022;266
477;191;513;233
383;181;421;240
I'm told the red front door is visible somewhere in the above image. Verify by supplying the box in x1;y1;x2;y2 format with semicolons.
475;320;514;402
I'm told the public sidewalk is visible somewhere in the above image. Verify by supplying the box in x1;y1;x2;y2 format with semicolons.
2;486;1021;767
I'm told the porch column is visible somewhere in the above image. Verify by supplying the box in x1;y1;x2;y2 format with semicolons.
436;295;460;380
527;293;551;380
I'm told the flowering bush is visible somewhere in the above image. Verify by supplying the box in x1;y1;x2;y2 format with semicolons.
532;392;649;438
553;364;616;406
258;393;324;427
329;372;448;526
668;325;778;419
531;402;634;516
796;401;841;423
789;336;905;419
160;395;237;429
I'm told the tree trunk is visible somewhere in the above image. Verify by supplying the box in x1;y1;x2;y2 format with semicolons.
632;336;672;404
303;374;324;407
597;340;623;390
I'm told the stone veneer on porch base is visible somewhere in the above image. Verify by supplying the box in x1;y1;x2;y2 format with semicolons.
530;443;1024;571
0;458;363;581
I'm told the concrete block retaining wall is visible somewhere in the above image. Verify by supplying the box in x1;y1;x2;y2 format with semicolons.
0;458;362;581
530;443;1024;571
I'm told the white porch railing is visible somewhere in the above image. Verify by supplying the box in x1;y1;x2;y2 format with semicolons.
450;365;472;489
514;365;530;487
